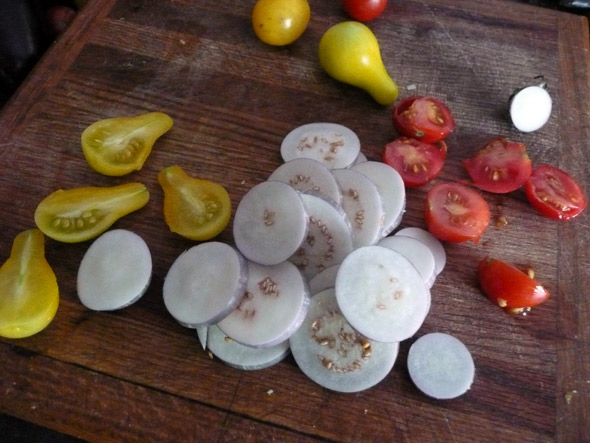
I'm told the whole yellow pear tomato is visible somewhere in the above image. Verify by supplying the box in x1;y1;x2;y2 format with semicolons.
81;112;173;176
252;0;311;46
0;230;59;339
158;165;231;241
34;182;150;243
319;21;398;105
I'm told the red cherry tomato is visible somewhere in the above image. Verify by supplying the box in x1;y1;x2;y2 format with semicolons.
46;6;77;36
392;96;455;144
424;182;490;243
525;164;587;220
462;137;532;194
341;0;387;21
478;257;550;309
382;137;447;187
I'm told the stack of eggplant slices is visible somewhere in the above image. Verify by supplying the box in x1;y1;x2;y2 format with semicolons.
162;122;475;399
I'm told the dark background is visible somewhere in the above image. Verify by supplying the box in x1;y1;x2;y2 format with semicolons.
1;1;82;108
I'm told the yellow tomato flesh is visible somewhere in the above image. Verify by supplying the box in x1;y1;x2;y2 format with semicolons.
158;165;231;241
252;0;311;46
81;112;173;176
34;182;150;243
0;230;59;339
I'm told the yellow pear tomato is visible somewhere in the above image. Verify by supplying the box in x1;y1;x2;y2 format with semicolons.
0;230;59;339
158;165;231;241
81;112;173;176
319;21;398;105
34;183;150;243
252;0;311;46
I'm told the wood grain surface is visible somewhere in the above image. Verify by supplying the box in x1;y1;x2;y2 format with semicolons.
1;0;589;441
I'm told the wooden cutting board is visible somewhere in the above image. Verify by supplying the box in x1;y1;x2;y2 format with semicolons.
1;0;589;441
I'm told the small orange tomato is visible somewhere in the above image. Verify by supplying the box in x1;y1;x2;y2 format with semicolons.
158;165;231;241
252;0;310;46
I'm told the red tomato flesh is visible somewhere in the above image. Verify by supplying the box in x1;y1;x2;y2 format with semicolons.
463;137;532;194
341;0;387;21
383;137;446;187
525;164;587;220
392;96;455;144
425;182;490;243
478;257;550;309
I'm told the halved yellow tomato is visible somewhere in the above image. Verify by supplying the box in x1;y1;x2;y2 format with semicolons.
0;229;59;339
34;182;150;243
158;165;231;241
81;112;173;176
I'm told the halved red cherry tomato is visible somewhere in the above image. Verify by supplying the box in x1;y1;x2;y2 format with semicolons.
478;257;550;310
392;96;455;144
525;164;587;220
425;182;490;243
462;137;532;194
382;137;447;187
342;0;387;21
